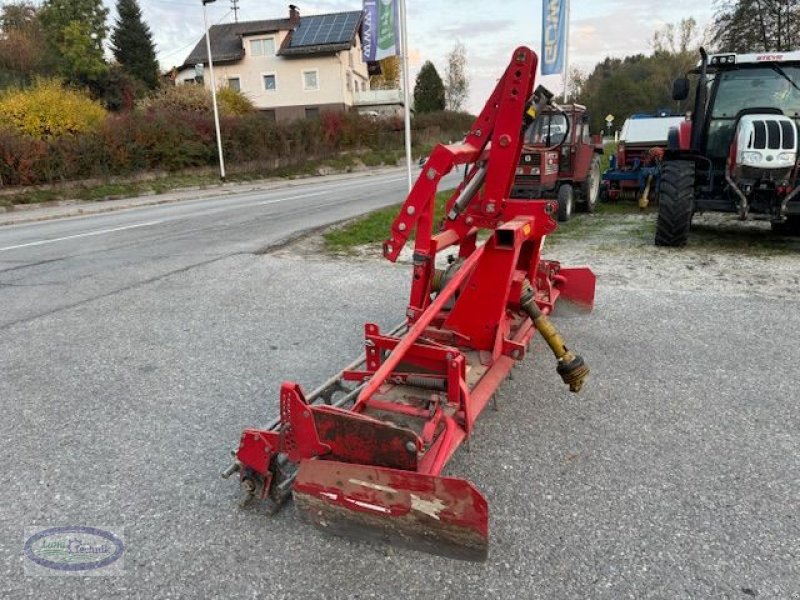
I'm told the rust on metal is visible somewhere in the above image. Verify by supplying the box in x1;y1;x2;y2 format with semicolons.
312;407;419;471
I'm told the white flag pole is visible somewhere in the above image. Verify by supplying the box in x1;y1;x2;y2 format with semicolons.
399;0;413;191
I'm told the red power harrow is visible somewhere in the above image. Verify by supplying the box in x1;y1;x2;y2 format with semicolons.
222;47;596;561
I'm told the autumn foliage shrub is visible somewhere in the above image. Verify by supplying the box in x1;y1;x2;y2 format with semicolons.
0;78;106;139
137;84;256;117
216;87;256;115
0;82;472;188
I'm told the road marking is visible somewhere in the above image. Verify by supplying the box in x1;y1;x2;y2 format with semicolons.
0;221;164;252
259;191;327;205
258;176;406;205
0;173;415;252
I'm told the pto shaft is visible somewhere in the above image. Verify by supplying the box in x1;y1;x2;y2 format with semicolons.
520;281;589;393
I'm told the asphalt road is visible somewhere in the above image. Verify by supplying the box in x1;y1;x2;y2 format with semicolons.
1;172;798;598
0;168;462;331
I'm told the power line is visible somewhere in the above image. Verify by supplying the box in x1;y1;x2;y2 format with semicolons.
231;0;240;23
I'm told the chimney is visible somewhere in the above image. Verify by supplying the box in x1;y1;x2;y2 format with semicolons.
289;4;300;26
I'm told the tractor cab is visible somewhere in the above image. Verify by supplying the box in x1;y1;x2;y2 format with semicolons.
657;50;800;245
511;103;604;221
684;52;800;166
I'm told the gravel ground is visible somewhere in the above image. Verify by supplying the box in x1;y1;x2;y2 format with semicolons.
2;207;799;598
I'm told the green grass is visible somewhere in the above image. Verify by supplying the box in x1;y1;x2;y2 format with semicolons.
324;189;453;253
0;151;410;210
685;222;800;256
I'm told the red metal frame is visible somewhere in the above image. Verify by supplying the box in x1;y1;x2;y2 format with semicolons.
231;47;596;561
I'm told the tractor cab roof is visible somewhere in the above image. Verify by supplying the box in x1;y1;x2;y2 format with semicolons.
544;103;587;114
695;50;800;73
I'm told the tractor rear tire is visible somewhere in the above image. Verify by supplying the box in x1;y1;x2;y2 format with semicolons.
557;184;575;222
655;160;695;247
771;216;800;236
580;155;601;213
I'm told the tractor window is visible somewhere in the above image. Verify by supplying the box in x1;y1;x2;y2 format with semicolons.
524;113;568;146
706;66;800;158
712;66;800;118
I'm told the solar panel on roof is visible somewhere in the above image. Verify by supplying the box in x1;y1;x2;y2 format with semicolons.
289;12;360;47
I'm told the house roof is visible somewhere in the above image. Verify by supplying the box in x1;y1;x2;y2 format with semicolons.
281;11;363;56
182;11;362;67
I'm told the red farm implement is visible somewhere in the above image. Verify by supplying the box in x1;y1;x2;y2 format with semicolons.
222;47;596;561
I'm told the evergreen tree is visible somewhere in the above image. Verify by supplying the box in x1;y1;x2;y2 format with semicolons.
413;61;445;113
39;0;108;82
110;0;159;90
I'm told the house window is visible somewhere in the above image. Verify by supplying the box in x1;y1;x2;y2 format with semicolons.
227;77;241;91
263;109;276;123
303;70;319;91
251;38;276;56
305;107;320;120
263;73;277;91
346;72;352;92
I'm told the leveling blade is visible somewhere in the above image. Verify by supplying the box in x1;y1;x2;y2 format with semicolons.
293;460;489;561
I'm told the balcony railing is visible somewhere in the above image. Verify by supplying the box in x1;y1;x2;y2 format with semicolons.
353;89;404;106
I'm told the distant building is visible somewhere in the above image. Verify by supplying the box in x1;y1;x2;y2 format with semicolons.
179;5;395;122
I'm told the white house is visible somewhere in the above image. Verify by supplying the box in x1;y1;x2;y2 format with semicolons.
178;5;382;122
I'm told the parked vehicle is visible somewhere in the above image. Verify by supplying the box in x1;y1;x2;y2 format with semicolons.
511;101;604;221
602;111;687;208
657;49;800;245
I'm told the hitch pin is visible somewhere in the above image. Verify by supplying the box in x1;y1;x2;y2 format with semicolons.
220;461;241;479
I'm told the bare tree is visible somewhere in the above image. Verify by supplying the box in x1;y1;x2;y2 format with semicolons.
566;66;586;102
652;18;699;54
444;41;469;112
711;0;800;52
0;2;49;79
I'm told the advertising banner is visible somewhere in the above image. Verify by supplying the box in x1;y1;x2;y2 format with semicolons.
362;0;400;62
541;0;568;75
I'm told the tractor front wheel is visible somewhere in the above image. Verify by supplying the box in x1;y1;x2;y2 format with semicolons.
557;184;575;222
655;160;695;247
580;155;601;213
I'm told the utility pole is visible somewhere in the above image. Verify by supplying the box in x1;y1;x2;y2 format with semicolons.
231;0;239;23
399;0;412;192
202;0;227;182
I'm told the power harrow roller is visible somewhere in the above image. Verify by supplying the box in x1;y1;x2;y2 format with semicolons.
222;47;596;561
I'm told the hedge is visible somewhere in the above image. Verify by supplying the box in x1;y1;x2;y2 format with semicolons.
0;86;473;187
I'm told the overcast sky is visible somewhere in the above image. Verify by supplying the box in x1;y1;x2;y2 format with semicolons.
106;0;716;112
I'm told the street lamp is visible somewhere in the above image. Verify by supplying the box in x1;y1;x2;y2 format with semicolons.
202;0;226;181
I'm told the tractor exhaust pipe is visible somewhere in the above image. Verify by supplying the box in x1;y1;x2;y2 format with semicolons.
691;48;709;153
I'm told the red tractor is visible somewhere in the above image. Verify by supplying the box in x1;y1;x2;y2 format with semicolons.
658;48;800;245
511;89;604;221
